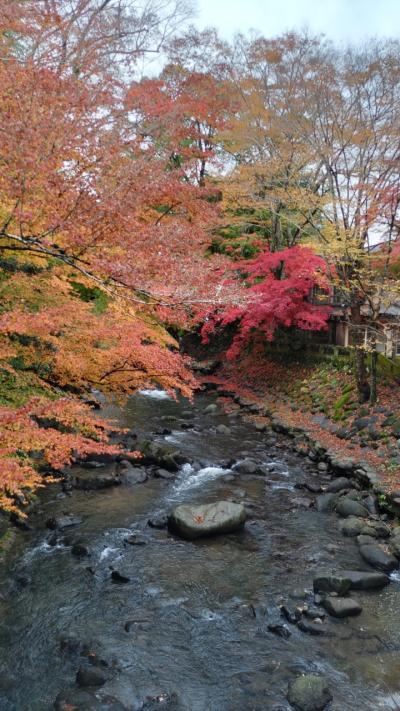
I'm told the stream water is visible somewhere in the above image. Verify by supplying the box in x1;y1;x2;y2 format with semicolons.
0;390;400;710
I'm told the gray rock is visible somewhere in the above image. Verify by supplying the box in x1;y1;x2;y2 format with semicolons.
340;570;390;590
46;514;82;530
216;424;231;435
389;536;400;558
358;543;398;572
124;533;146;546
330;457;355;472
268;623;291;639
313;569;389;593
255;422;268;432
356;534;377;546
316;493;338;512
297;619;327;636
148;513;167;529
168;501;246;540
155;469;176;480
339;517;366;537
72;471;119;490
335;498;369;518
321;596;362;618
287;674;332;711
204;403;218;415
361;520;391;539
137;440;186;471
233;458;259;475
117;461;147;485
326;477;352;493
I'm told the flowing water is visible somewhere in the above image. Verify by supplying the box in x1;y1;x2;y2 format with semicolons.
0;390;400;710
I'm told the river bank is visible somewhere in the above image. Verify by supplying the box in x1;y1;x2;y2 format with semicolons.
1;388;400;709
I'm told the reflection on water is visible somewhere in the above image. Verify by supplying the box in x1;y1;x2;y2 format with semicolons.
0;391;398;710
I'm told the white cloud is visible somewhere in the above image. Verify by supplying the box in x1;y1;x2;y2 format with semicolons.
194;0;400;42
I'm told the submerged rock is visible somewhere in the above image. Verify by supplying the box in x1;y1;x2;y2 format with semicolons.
124;533;147;546
142;692;179;710
267;623;291;639
71;542;90;557
110;570;131;583
287;674;332;711
54;690;127;710
168;501;246;540
76;665;109;688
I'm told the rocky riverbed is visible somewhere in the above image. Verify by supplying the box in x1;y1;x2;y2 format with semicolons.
0;389;400;710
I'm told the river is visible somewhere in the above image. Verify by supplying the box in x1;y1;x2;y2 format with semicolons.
0;389;399;710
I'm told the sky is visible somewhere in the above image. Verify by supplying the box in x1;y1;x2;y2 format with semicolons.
194;0;400;43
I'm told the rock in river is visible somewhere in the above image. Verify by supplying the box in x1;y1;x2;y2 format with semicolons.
116;461;147;485
168;501;246;540
358;542;398;572
321;596;362;618
46;514;82;531
313;570;389;593
287;674;332;711
72;471;119;490
76;665;110;688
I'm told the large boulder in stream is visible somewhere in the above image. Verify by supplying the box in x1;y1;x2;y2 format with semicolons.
137;440;187;471
287;674;332;711
168;501;246;540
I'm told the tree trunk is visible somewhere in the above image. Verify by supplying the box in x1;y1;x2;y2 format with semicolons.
369;335;378;404
355;347;370;403
351;303;370;403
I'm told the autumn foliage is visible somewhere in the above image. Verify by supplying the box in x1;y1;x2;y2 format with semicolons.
0;5;399;513
201;246;331;357
0;1;221;514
